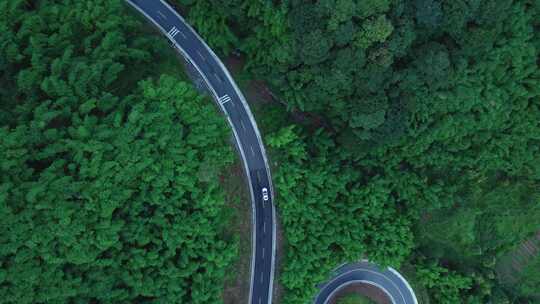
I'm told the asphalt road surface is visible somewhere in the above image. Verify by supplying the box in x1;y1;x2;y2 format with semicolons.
124;1;276;304
313;261;418;304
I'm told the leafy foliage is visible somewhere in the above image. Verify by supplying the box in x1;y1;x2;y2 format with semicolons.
267;126;413;303
2;0;539;303
176;0;540;302
515;253;540;300
336;294;376;304
416;261;473;304
0;1;236;303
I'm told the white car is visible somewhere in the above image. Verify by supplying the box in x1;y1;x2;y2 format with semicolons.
262;187;269;202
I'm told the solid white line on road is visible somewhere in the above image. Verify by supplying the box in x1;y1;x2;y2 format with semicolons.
389;268;419;304
157;10;167;20
167;26;180;39
250;145;256;156
319;267;406;304
125;3;276;304
218;94;231;105
322;280;396;304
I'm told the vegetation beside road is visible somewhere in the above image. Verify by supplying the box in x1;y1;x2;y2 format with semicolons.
177;0;540;303
336;294;376;304
0;1;237;303
1;0;539;304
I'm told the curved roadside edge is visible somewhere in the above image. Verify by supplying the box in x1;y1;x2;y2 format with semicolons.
314;261;419;304
155;4;277;302
388;268;418;304
124;2;276;304
322;280;397;304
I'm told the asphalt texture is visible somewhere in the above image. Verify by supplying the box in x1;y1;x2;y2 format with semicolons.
125;2;418;304
314;262;418;304
125;1;275;304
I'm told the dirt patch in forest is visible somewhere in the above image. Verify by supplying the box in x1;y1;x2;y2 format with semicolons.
223;54;287;303
221;159;253;304
495;230;540;289
223;56;273;106
270;203;286;303
328;283;393;304
223;55;330;131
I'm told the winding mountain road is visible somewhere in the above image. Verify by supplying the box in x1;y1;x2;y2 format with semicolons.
126;1;417;304
125;1;276;304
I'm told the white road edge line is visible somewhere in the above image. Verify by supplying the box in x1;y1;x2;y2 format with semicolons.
316;268;405;304
388;268;419;304
148;4;278;303
323;280;396;304
125;2;276;304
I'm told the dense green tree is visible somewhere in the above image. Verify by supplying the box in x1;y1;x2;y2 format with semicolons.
416;260;473;304
0;74;238;303
267;126;414;303
515;253;540;300
176;0;539;302
2;0;539;303
0;1;238;303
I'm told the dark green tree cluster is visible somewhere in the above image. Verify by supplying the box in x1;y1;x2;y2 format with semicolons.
176;0;540;303
266;126;413;303
2;0;538;303
1;1;237;303
515;252;540;301
177;0;410;147
415;261;473;304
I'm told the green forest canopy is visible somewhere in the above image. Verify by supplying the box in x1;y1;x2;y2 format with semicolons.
0;0;539;304
176;0;540;303
1;1;236;303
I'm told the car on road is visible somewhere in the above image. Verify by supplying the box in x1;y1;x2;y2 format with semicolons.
262;187;269;202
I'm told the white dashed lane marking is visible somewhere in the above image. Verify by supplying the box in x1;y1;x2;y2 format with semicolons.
157;10;167;20
197;50;206;61
214;72;222;82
